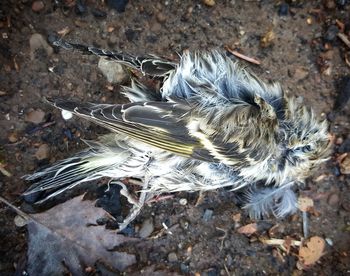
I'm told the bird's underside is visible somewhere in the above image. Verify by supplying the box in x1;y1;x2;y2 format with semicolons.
24;38;331;230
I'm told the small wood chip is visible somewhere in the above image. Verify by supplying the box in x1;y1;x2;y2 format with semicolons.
237;223;258;236
261;238;302;247
57;26;71;37
0;163;12;177
339;153;350;174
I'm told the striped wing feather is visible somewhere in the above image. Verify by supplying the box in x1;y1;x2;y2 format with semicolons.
49;98;221;161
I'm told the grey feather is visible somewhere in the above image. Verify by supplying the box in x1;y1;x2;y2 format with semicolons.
242;183;298;219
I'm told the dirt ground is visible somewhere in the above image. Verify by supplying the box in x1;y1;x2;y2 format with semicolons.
1;0;350;275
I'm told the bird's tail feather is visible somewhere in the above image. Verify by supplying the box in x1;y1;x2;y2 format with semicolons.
50;36;176;77
23;137;133;204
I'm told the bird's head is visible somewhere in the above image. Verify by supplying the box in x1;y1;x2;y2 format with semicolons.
270;97;331;183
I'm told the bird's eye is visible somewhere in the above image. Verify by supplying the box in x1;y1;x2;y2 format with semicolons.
293;145;312;153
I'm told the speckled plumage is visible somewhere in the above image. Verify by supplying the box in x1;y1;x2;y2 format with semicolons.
24;39;331;229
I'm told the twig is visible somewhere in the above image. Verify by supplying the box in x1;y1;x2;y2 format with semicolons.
216;227;228;251
261;238;302;247
0;196;30;220
337;33;350;49
145;194;174;204
224;264;230;276
224;45;261;65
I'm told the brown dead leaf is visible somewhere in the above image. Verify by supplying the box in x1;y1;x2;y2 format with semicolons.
26;195;136;275
260;28;275;48
237;223;258;236
298;196;314;212
298;236;325;266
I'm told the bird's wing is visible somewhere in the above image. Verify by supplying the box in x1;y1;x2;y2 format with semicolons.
49;98;241;164
50;37;177;77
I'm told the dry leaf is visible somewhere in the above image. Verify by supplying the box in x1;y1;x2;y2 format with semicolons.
237;223;258;236
260;28;275;48
298;236;325;266
26;195;136;274
298;196;314;212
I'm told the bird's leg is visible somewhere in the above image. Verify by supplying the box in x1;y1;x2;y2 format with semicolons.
110;180;140;206
112;177;153;231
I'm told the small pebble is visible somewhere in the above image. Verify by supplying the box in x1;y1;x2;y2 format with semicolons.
61;110;73;120
167;252;178;262
107;0;128;13
325;237;333;246
35;144;50;160
108;34;118;46
324;25;339;42
334;76;350;112
14;215;28;227
75;0;87;15
202;209;213;222
293;67;309;81
156;12;166;23
66;82;73;91
180;263;189;273
150;22;162;33
324;0;336;9
91;8;107;18
8;132;18;143
327;193;340;206
278;3;289;16
338;139;350;153
341;193;350;211
29;33;53;60
32;0;44;12
125;29;136;42
205;267;219;276
98;58;129;84
179;218;189;230
63;128;73;140
179;198;187;205
139;218;154;238
25;109;45;124
203;0;215;7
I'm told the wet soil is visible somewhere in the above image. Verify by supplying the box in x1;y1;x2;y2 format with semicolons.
1;0;350;275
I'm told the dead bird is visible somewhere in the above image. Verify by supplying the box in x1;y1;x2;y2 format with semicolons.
24;39;331;230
